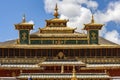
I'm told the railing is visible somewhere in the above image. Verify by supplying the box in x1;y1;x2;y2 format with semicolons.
0;57;120;64
77;57;120;64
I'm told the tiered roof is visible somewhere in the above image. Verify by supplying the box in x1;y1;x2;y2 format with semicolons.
39;4;75;34
0;4;119;46
15;15;34;30
84;15;104;30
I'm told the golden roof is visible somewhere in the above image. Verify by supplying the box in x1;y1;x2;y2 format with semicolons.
40;27;75;30
0;44;119;49
46;18;68;22
39;26;76;34
31;32;87;38
0;36;118;46
45;4;68;25
15;15;34;26
84;15;104;30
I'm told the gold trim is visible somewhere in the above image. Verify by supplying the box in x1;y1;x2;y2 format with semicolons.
0;44;120;49
30;38;88;40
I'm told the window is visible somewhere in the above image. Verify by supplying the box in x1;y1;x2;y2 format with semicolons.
118;48;120;57
107;48;111;57
14;49;19;57
4;48;8;57
96;49;101;57
79;49;85;57
0;49;2;58
19;49;25;58
41;49;47;57
86;49;90;57
9;49;14;58
26;49;31;58
48;49;52;57
36;49;41;57
75;49;79;57
31;49;35;58
69;49;74;57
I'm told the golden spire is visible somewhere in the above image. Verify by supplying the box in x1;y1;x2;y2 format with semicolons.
71;65;77;80
54;4;59;18
91;14;95;23
22;14;26;23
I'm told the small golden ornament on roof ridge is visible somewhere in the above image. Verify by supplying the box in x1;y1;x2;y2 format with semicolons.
22;14;26;23
91;14;95;23
54;3;59;18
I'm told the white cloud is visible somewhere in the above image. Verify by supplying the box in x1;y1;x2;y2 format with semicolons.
95;1;120;44
85;0;98;10
44;0;120;44
44;0;95;33
44;0;59;13
104;30;120;44
44;0;98;14
28;20;34;24
99;25;107;37
95;1;120;23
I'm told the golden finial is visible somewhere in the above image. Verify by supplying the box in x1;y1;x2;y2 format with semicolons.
22;14;26;23
71;65;77;80
16;39;19;44
91;14;95;23
54;4;59;18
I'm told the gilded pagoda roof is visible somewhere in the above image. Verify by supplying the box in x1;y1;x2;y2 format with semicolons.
14;15;34;26
0;5;119;47
0;36;119;48
30;32;87;38
84;23;103;26
15;21;34;25
40;27;75;31
46;18;68;22
44;3;70;30
84;15;104;30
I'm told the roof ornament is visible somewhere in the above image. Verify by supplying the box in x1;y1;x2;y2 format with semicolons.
91;14;95;23
22;14;26;23
54;3;59;18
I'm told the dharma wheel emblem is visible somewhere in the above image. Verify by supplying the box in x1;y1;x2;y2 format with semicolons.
22;32;27;40
91;32;96;40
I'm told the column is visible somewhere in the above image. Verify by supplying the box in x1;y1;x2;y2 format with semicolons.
61;65;64;73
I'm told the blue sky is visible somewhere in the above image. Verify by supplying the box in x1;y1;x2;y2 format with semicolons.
0;0;120;44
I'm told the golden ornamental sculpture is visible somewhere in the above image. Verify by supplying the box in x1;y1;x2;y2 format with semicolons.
22;14;26;23
91;14;95;23
54;4;59;18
